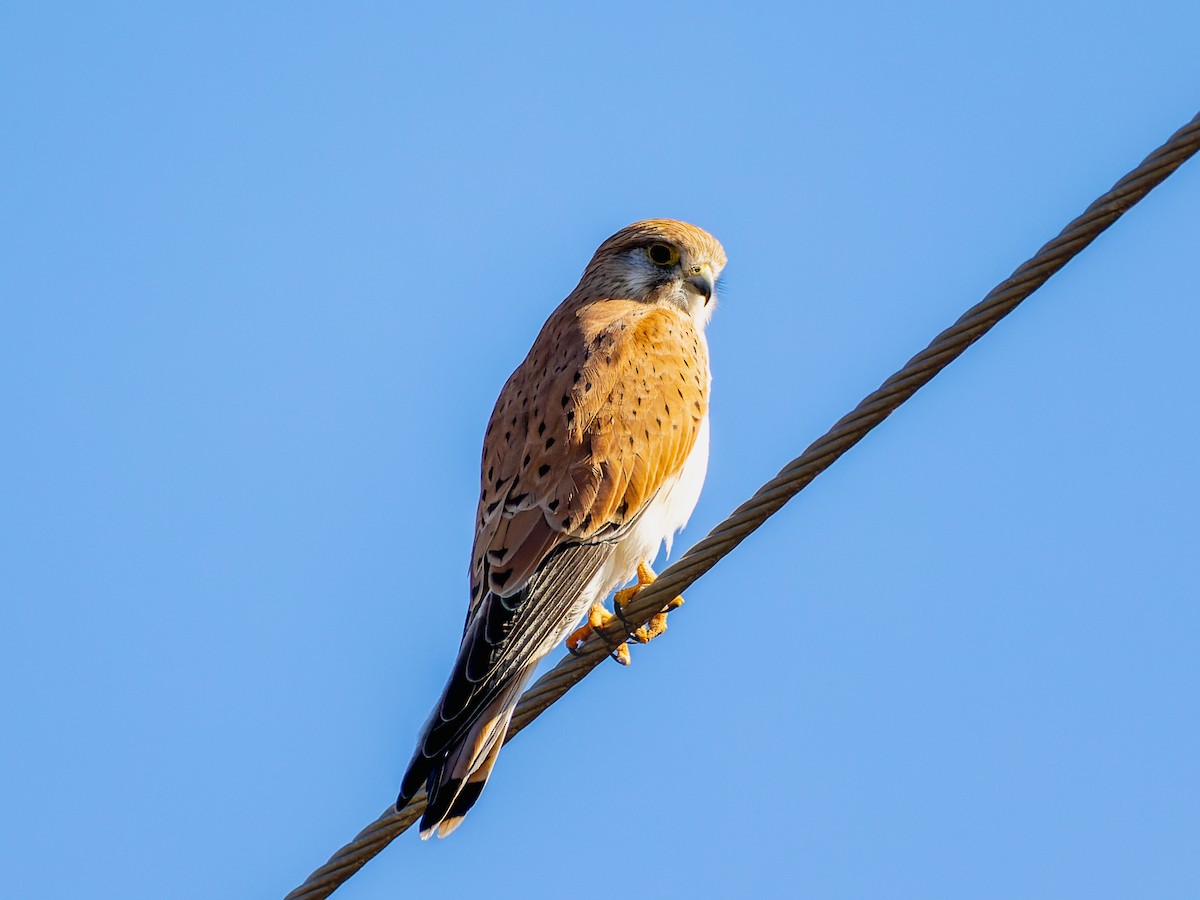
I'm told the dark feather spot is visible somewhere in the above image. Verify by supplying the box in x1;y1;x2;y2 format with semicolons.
488;548;508;562
561;516;572;529
509;492;528;506
584;381;592;392
537;420;546;436
616;500;629;518
486;500;501;514
544;437;555;450
523;454;531;468
561;395;569;408
573;371;581;384
538;464;551;477
492;569;513;589
580;514;592;531
548;499;560;511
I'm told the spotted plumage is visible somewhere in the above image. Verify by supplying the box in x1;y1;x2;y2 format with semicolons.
397;219;726;838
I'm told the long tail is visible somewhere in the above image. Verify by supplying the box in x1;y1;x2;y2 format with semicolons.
397;676;526;839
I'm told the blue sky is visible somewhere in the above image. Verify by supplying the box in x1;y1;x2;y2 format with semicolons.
3;3;1198;898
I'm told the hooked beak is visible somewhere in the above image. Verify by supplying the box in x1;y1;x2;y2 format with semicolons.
684;265;715;305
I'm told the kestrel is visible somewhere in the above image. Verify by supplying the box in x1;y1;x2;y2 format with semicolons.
397;219;726;838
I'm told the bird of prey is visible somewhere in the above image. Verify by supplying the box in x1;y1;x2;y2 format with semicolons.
397;219;726;838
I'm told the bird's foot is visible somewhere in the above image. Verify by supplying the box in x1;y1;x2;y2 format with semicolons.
613;561;685;644
566;602;632;666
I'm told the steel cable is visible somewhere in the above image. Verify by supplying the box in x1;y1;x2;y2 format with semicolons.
286;111;1200;899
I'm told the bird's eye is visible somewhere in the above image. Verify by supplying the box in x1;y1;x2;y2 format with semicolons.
646;243;680;267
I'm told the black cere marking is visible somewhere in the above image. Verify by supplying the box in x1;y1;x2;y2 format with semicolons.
492;569;513;589
538;464;551;477
544;437;555;449
548;499;560;511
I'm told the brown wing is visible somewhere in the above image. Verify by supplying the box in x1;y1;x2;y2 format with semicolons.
470;299;710;612
399;299;709;812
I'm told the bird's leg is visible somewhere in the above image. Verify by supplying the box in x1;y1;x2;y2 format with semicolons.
564;562;684;665
566;602;632;666
613;561;685;644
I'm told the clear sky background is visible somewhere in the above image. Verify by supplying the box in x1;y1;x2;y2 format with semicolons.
3;3;1198;898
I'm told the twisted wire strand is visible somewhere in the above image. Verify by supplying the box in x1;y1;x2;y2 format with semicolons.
285;111;1200;899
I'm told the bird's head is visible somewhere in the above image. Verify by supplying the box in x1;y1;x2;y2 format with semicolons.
576;219;726;326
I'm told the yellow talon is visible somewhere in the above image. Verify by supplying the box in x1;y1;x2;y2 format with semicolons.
564;561;684;664
566;602;632;665
614;561;684;644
